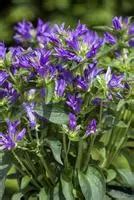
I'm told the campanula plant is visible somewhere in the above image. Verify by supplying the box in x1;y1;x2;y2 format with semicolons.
0;16;133;200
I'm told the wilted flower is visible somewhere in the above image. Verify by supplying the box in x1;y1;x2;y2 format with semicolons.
23;102;36;128
0;120;26;150
86;119;97;135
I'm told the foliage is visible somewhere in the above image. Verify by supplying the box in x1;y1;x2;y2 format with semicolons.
0;17;134;199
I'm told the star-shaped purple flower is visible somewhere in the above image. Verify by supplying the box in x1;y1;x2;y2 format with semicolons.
0;120;26;150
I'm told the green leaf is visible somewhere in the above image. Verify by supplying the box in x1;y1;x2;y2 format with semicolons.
11;193;23;200
53;183;60;200
45;81;55;104
20;175;31;190
108;189;134;200
47;139;63;165
78;171;91;200
61;175;74;200
35;103;69;125
85;166;106;200
106;169;117;182
113;154;134;187
39;188;48;200
0;152;11;200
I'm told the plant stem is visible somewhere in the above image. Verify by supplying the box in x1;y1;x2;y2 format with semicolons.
65;140;71;168
83;135;96;171
75;139;83;170
37;152;54;184
12;150;40;189
63;133;68;167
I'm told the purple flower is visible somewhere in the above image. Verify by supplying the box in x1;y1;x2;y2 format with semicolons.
86;38;103;59
75;76;88;90
55;78;66;96
129;24;134;35
104;32;117;45
0;82;19;103
36;19;50;44
0;42;6;59
0;120;26;150
23;102;36;128
74;22;88;37
66;94;82;113
68;113;77;130
112;17;122;30
55;47;81;62
14;20;33;43
129;39;134;47
108;74;124;88
92;98;101;106
86;119;97;136
84;62;103;83
0;71;9;85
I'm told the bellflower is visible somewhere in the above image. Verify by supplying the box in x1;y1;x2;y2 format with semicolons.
68;113;77;131
0;42;6;59
14;20;34;43
75;76;88;90
55;78;66;96
0;82;19;103
0;71;9;85
104;32;117;45
112;17;122;30
108;74;124;88
84;62;103;84
86;119;97;136
36;19;50;44
55;47;81;62
86;38;103;59
23;102;36;128
0;120;26;150
66;94;82;113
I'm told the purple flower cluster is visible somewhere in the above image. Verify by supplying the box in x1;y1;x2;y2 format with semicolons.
0;16;132;148
0;120;26;150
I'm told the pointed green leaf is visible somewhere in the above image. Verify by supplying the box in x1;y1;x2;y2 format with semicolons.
85;166;106;200
39;188;48;200
61;176;74;200
47;139;63;165
11;193;23;200
78;171;91;200
20;175;31;190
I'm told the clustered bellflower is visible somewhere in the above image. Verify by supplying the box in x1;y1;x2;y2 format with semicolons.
0;16;132;153
0;120;26;150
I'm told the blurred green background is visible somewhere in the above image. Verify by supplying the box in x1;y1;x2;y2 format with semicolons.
0;0;134;44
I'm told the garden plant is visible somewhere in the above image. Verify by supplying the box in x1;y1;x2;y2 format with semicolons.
0;16;134;199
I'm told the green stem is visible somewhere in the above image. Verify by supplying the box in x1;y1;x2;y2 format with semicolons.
37;152;54;184
106;120;131;168
83;135;96;171
65;140;71;168
75;139;83;170
12;150;40;189
63;133;68;167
